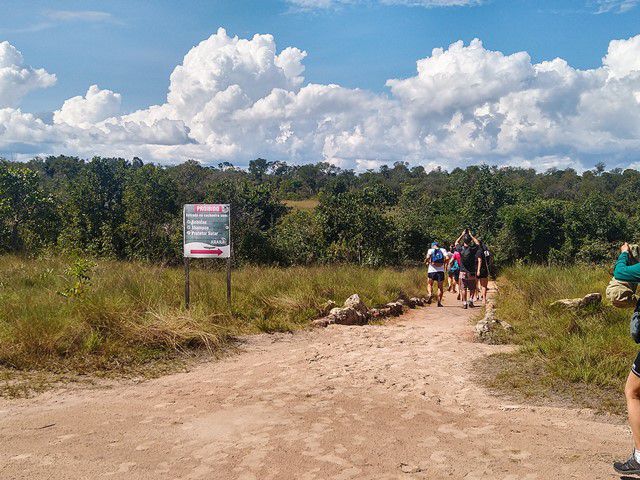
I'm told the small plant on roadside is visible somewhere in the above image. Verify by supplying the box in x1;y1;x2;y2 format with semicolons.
57;258;96;298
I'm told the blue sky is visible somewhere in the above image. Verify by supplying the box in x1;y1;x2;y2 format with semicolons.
3;0;639;115
1;0;640;170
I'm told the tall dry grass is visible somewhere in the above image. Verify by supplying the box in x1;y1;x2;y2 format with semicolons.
486;264;635;412
0;255;424;373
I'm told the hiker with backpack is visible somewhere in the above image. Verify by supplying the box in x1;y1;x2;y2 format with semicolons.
476;238;493;306
612;242;640;475
425;241;448;307
447;244;460;295
454;229;480;309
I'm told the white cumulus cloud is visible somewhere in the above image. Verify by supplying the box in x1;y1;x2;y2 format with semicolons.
54;85;121;127
603;34;640;78
0;41;56;108
2;30;640;172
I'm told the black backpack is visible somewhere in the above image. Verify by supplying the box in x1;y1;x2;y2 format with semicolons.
481;244;493;273
461;245;477;272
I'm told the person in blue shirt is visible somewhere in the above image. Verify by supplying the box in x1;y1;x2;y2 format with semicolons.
614;243;640;475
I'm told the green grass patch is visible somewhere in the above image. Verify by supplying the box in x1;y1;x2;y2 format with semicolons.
0;255;424;395
479;264;634;413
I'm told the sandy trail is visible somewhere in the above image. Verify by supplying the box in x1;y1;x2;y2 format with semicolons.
0;289;630;480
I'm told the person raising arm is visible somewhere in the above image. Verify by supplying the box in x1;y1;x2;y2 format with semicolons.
614;243;640;283
467;231;481;247
614;242;640;475
458;231;480;309
454;230;466;248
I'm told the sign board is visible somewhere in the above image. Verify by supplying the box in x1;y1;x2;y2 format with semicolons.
183;204;231;258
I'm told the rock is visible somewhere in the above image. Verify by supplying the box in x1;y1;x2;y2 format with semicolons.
550;293;602;309
343;294;369;315
385;302;404;316
400;463;415;473
320;300;337;315
315;293;409;327
404;298;417;308
475;303;513;343
328;307;367;326
312;317;335;328
410;297;424;307
399;463;425;474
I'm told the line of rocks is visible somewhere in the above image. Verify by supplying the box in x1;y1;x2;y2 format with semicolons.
474;302;513;343
476;293;602;343
312;294;429;328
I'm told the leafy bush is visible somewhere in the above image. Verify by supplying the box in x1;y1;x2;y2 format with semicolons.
272;210;324;265
575;239;617;265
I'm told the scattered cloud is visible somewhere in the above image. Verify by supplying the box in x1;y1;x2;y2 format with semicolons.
285;0;482;9
286;0;340;8
2;29;640;171
592;0;639;13
381;0;482;6
44;10;116;22
0;10;118;35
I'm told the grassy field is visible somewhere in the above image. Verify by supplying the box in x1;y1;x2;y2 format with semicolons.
283;198;320;211
0;255;424;394
481;265;635;413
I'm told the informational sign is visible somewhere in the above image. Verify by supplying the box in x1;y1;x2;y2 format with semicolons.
183;204;231;258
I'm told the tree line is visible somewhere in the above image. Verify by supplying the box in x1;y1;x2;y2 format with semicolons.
1;156;637;268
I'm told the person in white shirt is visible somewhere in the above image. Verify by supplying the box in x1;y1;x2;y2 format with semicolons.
425;241;448;307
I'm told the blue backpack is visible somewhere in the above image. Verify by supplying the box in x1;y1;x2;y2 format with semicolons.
431;248;445;265
449;258;460;273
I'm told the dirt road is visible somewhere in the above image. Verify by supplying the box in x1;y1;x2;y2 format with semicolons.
0;289;630;479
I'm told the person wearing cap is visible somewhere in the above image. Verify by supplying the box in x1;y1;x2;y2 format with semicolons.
425;241;448;307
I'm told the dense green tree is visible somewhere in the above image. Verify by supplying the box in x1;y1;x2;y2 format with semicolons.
0;155;637;267
122;164;179;262
317;188;392;266
497;200;567;263
248;158;272;182
272;210;324;265
205;178;288;263
0;162;58;252
58;157;129;257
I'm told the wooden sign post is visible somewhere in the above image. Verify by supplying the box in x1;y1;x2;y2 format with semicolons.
183;204;231;309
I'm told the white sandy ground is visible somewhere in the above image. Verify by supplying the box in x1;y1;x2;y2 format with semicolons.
0;288;632;480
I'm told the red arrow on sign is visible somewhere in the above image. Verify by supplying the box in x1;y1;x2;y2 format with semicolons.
190;248;223;255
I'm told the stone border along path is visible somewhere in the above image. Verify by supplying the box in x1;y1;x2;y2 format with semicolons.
0;286;629;479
